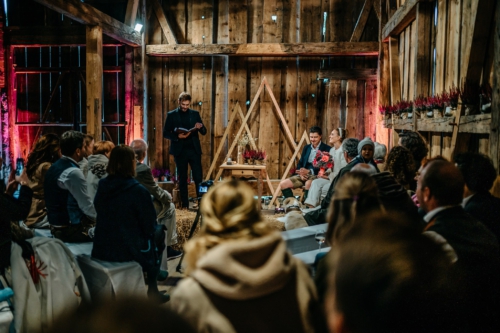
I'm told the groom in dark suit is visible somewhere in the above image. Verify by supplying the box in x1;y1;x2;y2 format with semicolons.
163;92;207;208
279;126;331;198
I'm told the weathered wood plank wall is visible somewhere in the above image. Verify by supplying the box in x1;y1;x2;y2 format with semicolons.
385;0;496;161
146;0;380;179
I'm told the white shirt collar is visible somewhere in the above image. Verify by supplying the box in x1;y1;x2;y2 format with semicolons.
461;194;475;208
423;205;456;223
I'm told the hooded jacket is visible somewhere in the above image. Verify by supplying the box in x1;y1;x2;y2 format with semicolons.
170;232;325;333
86;154;110;200
91;175;156;270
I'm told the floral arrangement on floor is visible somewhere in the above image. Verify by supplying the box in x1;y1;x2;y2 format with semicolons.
312;150;333;176
152;168;171;181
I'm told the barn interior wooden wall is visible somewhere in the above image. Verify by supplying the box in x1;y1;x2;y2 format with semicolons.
144;0;381;180
0;0;381;181
380;0;498;167
1;0;499;178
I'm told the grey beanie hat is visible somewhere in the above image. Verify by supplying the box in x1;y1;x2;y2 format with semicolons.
357;137;375;155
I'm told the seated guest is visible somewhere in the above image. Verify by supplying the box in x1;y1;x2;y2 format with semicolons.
385;146;416;190
170;180;325;333
325;213;464;333
373;142;387;171
454;152;500;242
491;175;500;198
354;137;380;171
44;131;96;242
0;160;33;274
326;172;382;242
398;131;428;191
78;134;94;178
92;145;169;304
24;133;61;228
305;128;347;208
86;140;115;200
130;139;181;260
417;160;500;331
315;172;383;302
47;297;195;333
279;126;330;199
303;138;359;226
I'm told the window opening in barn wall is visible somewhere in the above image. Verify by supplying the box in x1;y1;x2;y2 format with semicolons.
14;46;126;155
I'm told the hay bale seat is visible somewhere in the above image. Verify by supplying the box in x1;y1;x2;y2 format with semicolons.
171;209;285;251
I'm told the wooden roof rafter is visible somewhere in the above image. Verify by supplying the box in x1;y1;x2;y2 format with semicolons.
32;0;142;47
381;0;433;42
146;42;379;57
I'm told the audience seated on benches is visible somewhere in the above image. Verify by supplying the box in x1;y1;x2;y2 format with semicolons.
24;133;61;229
92;145;169;304
454;152;500;243
130;139;181;263
325;213;465;333
86;140;115;200
78;134;94;178
44;131;96;243
170;180;326;333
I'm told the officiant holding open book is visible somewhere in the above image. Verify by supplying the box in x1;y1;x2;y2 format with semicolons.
163;92;207;209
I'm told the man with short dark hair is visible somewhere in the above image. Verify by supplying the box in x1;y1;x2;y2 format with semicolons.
163;92;207;209
279;126;331;199
44;131;96;242
417;160;500;331
454;152;500;242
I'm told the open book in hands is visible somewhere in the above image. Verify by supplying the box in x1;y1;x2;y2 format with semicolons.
174;127;198;134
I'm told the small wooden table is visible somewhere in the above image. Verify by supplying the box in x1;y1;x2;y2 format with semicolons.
218;163;267;208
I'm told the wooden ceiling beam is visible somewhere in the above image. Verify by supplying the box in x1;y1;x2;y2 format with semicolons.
6;26;121;46
32;0;141;46
351;0;375;42
381;0;433;42
318;68;377;80
146;42;379;57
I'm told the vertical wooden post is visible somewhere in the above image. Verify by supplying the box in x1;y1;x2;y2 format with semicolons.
86;25;103;141
388;37;401;105
124;46;134;143
491;0;500;170
413;2;432;98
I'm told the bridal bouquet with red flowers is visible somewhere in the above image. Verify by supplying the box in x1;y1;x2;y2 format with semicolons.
312;150;333;170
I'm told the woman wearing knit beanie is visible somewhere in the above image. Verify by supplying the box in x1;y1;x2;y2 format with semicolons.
356;137;380;171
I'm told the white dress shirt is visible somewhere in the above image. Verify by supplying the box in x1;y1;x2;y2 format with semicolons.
58;156;97;220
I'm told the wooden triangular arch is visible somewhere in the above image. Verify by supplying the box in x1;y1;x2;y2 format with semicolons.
206;77;312;206
269;130;310;206
205;102;257;180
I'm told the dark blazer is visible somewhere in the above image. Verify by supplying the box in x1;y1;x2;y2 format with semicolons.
163;108;207;156
464;191;500;243
135;162;171;206
427;206;500;331
297;142;331;175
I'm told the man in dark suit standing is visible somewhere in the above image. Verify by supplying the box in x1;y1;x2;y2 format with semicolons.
279;126;331;199
417;160;500;332
163;92;207;209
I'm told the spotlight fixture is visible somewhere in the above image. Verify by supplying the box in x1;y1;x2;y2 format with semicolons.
134;23;143;32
